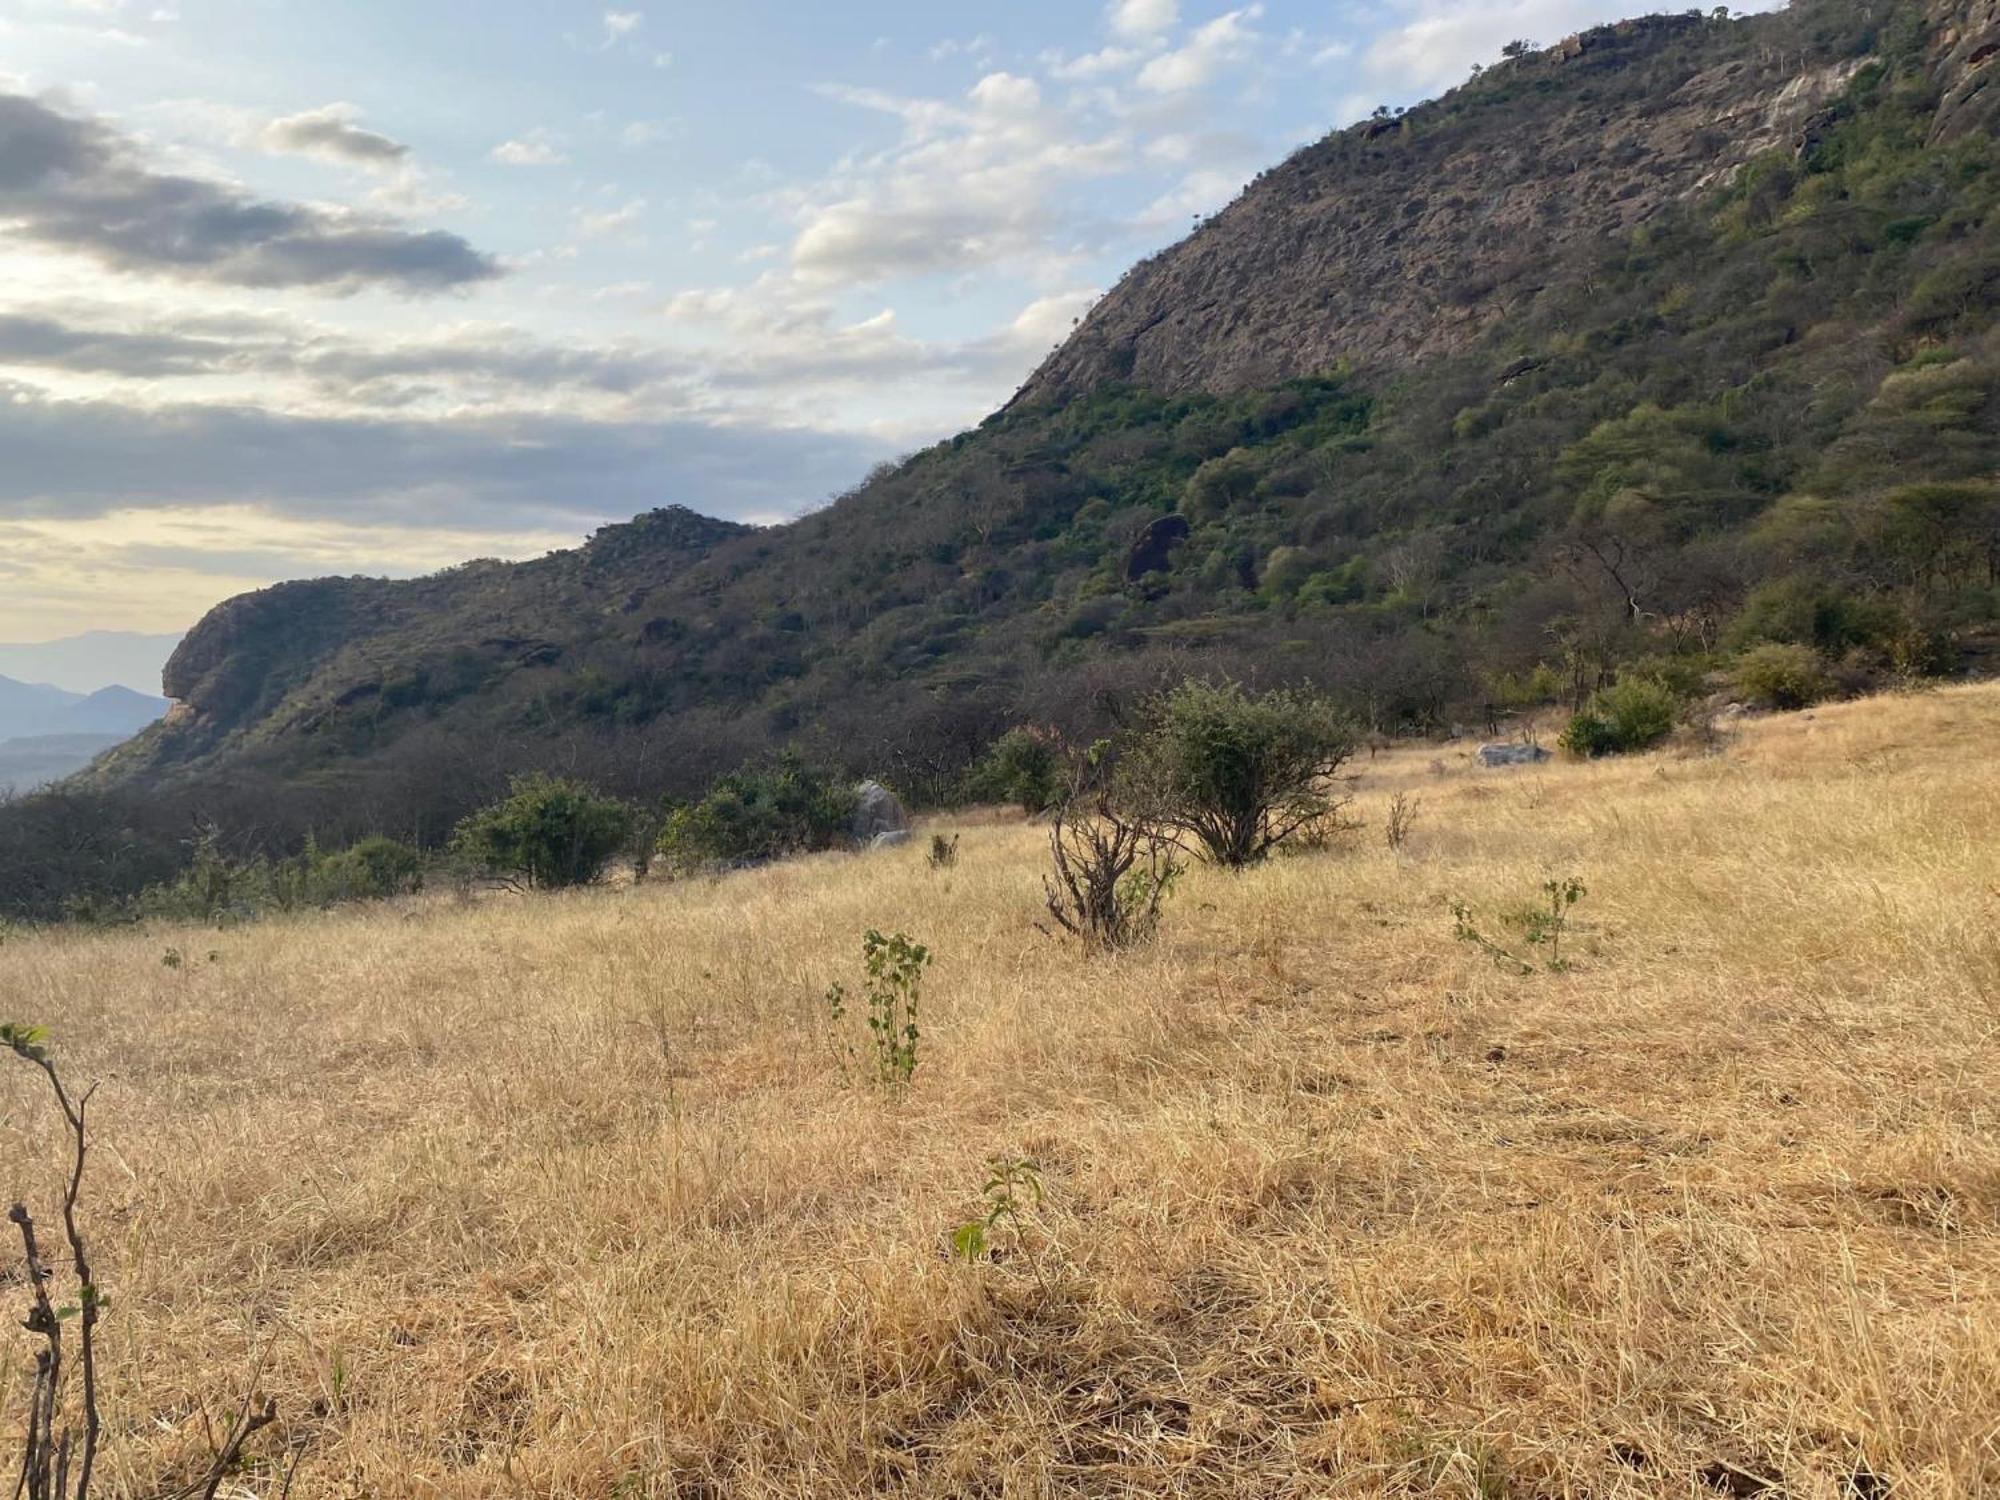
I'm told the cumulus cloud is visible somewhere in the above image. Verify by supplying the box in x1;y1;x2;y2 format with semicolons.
0;91;500;292
786;71;1129;287
260;103;408;169
1109;0;1179;40
489;127;568;166
1137;6;1264;93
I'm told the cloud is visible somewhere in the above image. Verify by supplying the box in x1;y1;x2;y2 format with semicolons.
0;378;887;530
1109;0;1179;40
0;90;500;292
786;72;1128;287
575;198;647;240
260;103;408;169
603;9;642;40
489;127;568;166
0;311;246;377
1137;6;1264;93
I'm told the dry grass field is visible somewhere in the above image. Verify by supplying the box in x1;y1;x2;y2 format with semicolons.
2;685;1997;1497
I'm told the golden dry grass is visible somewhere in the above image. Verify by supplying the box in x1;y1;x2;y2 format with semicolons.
2;685;1998;1497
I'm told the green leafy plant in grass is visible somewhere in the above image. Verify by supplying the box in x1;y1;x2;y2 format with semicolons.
1452;877;1587;974
825;930;931;1086
1559;677;1681;758
952;1158;1045;1264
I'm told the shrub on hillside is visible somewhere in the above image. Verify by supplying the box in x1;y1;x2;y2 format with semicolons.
656;753;857;873
1731;642;1829;710
1122;679;1358;866
451;773;634;890
1559;676;1681;757
309;835;425;903
971;726;1063;815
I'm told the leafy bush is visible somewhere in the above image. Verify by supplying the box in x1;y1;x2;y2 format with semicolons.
305;835;424;904
656;753;857;873
1559;676;1681;757
1731;642;1828;710
973;726;1063;815
1122;679;1358;866
451;773;633;889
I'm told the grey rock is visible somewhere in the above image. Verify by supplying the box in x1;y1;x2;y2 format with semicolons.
870;829;912;850
1477;742;1552;768
851;780;911;844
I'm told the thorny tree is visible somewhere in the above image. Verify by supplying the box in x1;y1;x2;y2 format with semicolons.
1042;740;1180;952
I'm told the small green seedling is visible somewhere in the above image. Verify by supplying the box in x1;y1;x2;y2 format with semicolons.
952;1157;1044;1263
1452;877;1588;974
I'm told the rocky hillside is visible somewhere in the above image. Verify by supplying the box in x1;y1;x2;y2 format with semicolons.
68;0;2000;846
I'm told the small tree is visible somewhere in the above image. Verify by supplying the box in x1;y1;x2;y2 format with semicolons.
1122;680;1358;867
1559;676;1681;757
450;773;633;890
976;726;1063;815
1042;740;1181;951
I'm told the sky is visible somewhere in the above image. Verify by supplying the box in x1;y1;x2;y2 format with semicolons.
0;0;1762;648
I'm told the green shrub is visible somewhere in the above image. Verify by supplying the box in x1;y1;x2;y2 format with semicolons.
451;773;633;889
1731;642;1829;710
1122;679;1358;866
1559;676;1680;757
973;726;1063;814
656;752;857;873
313;836;424;902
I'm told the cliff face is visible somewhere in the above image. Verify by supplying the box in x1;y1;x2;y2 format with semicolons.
1930;0;2000;140
1012;4;1985;403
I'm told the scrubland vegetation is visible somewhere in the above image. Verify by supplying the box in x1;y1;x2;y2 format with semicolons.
2;684;1995;1496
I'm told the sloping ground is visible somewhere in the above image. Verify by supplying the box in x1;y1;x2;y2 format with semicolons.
2;687;1996;1495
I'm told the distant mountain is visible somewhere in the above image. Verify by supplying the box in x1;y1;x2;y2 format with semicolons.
57;0;2000;819
0;674;169;744
0;734;128;796
0;632;183;697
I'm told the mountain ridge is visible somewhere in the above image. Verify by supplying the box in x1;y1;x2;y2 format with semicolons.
66;0;2000;836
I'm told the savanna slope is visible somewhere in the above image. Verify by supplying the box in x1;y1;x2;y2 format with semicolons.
95;0;2000;823
3;685;1995;1496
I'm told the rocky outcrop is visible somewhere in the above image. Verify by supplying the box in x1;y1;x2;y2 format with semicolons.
1013;11;1880;404
851;781;911;845
1126;513;1191;580
1930;0;2000;141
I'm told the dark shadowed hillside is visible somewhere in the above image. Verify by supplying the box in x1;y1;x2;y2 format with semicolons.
7;0;1996;915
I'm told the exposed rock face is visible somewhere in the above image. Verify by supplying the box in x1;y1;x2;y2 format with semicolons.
1013;14;1880;404
851;781;911;845
1126;513;1191;580
1477;743;1553;768
1930;0;2000;141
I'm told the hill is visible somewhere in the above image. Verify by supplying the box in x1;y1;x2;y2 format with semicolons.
17;0;2000;898
3;684;1994;1493
0;674;168;742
